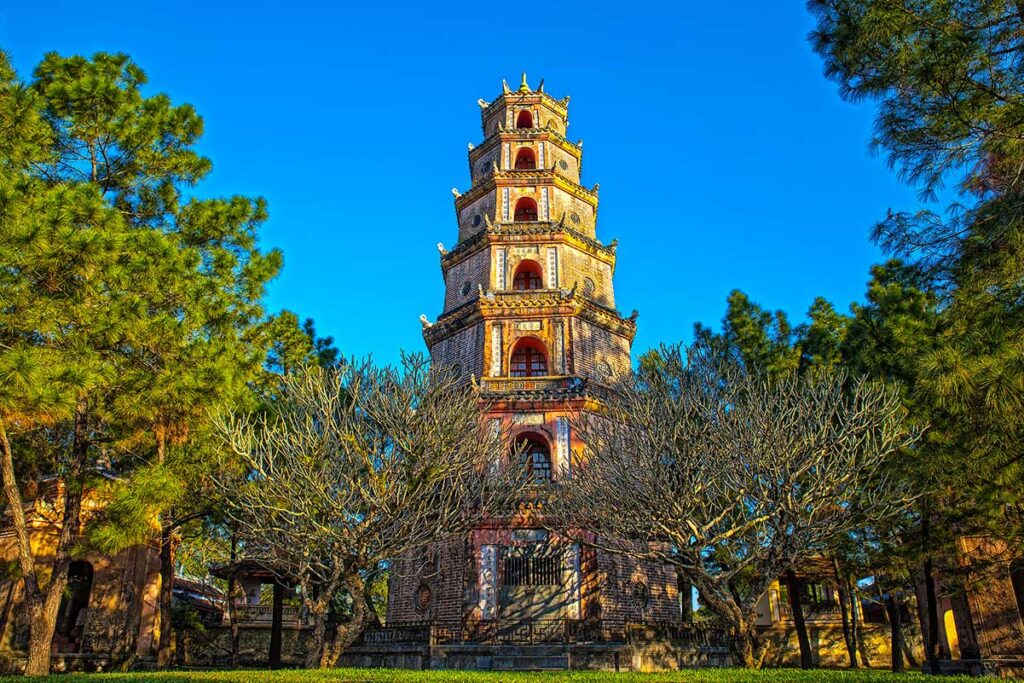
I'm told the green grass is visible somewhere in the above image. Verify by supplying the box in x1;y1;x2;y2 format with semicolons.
0;669;988;683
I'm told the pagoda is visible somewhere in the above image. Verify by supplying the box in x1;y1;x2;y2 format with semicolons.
382;76;686;669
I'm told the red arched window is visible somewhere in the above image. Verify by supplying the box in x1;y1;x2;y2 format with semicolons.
514;197;538;222
513;260;543;290
516;110;533;129
515;435;552;484
510;339;547;378
514;147;536;170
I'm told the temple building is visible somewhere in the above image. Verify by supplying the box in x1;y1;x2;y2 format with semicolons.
371;76;705;671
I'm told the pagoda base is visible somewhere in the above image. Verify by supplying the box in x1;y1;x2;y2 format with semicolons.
338;624;733;672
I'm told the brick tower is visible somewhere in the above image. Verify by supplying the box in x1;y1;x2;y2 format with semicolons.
385;76;682;659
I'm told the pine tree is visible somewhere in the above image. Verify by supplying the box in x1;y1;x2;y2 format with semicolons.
811;4;1024;669
0;51;282;674
809;0;1024;539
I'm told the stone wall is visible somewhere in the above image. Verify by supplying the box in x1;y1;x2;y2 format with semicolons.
173;625;315;667
759;623;924;669
595;549;683;633
442;249;489;312
428;322;483;378
386;536;467;631
570;317;632;381
952;535;1024;674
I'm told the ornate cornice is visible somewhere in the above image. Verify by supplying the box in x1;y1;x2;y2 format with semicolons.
468;128;582;166
454;171;598;212
423;288;637;347
479;90;570;118
440;220;617;271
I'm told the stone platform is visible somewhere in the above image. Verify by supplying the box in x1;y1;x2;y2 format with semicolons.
337;621;733;672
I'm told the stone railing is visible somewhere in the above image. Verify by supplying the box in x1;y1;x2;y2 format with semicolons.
359;618;731;648
625;621;730;648
358;621;432;645
228;604;304;626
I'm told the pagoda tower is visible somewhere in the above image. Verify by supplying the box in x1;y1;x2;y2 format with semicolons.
385;76;682;654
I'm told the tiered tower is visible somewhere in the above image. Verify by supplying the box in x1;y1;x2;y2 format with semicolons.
386;76;680;650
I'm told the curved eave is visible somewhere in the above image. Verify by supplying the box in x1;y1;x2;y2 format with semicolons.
469;129;582;166
441;223;617;271
455;172;598;212
480;90;570;118
423;292;637;347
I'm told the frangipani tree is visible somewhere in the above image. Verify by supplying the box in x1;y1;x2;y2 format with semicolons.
551;343;915;667
213;355;523;667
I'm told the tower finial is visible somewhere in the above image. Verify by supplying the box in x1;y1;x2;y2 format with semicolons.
502;79;511;94
519;72;530;92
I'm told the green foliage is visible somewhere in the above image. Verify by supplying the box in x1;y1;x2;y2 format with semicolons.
692;289;850;379
798;297;850;373
264;310;340;377
694;290;801;378
810;0;1024;549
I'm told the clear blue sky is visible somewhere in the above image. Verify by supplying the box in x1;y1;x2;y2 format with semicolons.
2;1;922;366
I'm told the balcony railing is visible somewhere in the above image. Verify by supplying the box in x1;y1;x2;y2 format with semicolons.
479;376;585;395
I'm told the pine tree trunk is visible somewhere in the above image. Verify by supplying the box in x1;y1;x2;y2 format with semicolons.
156;525;174;668
0;418;46;675
9;403;88;677
885;593;904;673
832;559;857;668
921;515;941;674
25;595;62;677
784;569;813;669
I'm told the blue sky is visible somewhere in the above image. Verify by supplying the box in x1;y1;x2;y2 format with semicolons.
2;1;923;366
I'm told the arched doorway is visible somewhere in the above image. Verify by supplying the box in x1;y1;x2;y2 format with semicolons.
516;110;533;129
55;560;93;650
943;608;960;658
513;197;538;222
513;260;543;291
510;338;548;378
514;147;536;170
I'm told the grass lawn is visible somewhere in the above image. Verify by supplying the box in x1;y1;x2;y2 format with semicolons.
0;669;987;683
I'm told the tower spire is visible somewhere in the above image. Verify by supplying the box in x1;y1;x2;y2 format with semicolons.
519;72;530;93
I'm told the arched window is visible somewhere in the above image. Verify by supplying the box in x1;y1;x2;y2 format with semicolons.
516;110;533;129
514;147;536;170
56;561;93;641
510;338;547;377
516;435;552;484
513;260;543;290
514;197;538;222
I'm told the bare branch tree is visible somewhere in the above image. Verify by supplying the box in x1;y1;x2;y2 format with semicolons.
212;354;520;667
549;343;916;667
